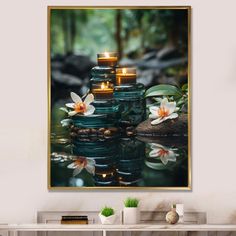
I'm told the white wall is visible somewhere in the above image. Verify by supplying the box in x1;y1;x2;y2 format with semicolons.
1;0;236;224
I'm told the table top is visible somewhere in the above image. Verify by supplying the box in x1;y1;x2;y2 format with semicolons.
1;224;236;231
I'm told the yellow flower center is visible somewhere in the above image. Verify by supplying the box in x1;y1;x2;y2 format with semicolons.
158;107;169;118
158;149;169;157
74;102;86;113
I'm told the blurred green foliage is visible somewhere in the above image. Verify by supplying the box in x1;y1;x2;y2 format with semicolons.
50;9;188;60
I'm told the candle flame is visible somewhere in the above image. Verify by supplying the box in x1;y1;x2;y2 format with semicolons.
104;52;110;58
101;82;105;89
122;68;127;74
102;174;107;178
101;82;109;89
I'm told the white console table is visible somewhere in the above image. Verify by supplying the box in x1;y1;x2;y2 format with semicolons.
1;224;236;236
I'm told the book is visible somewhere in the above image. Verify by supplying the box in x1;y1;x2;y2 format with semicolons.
62;216;88;220
61;220;88;224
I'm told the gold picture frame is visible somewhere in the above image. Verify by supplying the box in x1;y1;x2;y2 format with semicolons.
48;6;192;190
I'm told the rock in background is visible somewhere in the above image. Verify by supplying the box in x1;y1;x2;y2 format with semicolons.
51;53;96;105
120;45;188;89
136;114;188;137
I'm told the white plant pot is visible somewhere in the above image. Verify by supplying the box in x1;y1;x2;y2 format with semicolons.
99;213;117;225
123;207;140;224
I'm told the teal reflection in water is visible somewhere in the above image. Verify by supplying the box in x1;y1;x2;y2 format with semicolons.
51;135;188;187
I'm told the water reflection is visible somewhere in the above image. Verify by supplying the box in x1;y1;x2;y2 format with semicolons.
51;135;188;187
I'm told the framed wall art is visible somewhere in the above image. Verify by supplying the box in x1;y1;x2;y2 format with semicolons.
48;6;191;190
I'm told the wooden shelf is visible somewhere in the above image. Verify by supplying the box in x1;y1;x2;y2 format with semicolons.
1;224;236;232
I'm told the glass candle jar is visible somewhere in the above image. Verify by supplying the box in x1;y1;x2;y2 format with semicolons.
114;83;146;127
97;52;118;67
116;68;136;85
90;66;116;101
92;82;114;100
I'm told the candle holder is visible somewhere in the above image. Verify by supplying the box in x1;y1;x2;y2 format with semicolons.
92;82;114;100
116;68;136;85
90;66;116;85
114;68;146;127
97;52;118;67
90;65;120;120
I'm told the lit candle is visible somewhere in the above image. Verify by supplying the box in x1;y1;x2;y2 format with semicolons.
97;52;118;67
116;68;136;85
92;82;114;100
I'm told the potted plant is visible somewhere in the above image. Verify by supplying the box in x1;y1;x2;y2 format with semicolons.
123;197;140;224
99;206;116;225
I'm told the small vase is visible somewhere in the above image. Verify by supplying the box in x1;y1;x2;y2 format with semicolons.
123;207;140;224
166;204;179;224
99;213;117;225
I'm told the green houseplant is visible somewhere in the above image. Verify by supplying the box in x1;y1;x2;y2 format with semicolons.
99;206;116;224
123;197;140;224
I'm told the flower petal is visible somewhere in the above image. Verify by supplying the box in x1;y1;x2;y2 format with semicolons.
85;165;95;175
84;105;95;116
149;113;158;119
68;111;77;116
167;150;177;162
70;92;82;103
150;143;165;149
149;149;159;157
165;102;176;114
151;114;178;125
65;103;75;109
151;117;163;125
160;156;168;165
73;167;83;177
67;162;77;169
149;106;159;115
167;112;178;120
161;97;168;107
84;93;94;106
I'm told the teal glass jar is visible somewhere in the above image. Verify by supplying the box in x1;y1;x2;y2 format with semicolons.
114;67;146;127
90;66;116;95
114;83;146;127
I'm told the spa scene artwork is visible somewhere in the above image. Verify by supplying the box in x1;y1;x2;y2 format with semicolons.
49;8;190;189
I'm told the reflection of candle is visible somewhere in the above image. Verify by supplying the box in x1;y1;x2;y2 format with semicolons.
116;68;136;85
92;82;114;100
97;52;118;67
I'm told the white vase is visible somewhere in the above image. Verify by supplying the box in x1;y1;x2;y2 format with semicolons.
99;213;117;225
123;207;140;224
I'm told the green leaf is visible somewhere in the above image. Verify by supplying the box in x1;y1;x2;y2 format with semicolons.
145;84;182;98
182;83;188;91
60;107;69;113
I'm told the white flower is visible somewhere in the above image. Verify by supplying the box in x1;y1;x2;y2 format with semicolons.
149;97;179;125
67;157;95;176
149;143;178;165
65;92;95;116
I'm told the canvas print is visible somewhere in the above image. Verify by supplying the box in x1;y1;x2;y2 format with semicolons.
49;7;191;189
